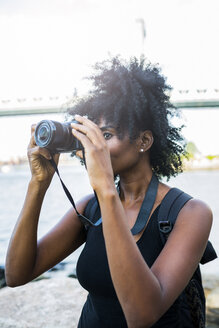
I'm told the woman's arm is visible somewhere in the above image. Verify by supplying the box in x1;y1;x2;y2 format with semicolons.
5;124;91;287
98;192;212;327
5;189;91;287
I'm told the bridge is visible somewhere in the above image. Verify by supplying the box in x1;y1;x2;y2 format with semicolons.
1;88;219;117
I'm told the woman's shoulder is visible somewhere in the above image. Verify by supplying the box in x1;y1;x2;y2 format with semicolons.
178;197;213;228
166;196;213;258
63;193;95;222
78;193;96;210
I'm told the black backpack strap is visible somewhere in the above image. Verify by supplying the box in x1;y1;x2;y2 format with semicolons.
158;188;217;264
168;191;193;223
158;188;184;221
158;188;189;243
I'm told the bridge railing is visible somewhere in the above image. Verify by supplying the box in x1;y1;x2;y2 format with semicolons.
1;89;219;116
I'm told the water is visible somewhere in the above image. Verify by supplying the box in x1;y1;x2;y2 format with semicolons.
0;164;218;277
0;161;93;274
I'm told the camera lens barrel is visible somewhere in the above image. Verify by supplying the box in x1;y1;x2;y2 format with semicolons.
34;120;83;153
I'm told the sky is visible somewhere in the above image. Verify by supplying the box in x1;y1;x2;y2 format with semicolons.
0;0;219;159
0;0;219;99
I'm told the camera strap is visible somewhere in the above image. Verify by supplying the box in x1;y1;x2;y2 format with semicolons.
49;157;159;233
132;173;158;234
119;173;159;235
49;157;100;229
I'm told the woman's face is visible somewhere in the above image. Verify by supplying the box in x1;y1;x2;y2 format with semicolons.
98;119;141;176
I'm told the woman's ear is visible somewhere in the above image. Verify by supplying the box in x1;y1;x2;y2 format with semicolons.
137;130;154;153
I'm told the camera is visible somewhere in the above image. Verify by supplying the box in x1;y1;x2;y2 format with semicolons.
34;119;83;153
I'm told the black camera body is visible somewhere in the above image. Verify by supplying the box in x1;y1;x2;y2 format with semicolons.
34;119;83;153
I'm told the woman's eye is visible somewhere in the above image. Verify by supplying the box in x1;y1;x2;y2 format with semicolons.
103;132;112;140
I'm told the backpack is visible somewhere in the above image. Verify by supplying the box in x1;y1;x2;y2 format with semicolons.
157;188;217;328
84;188;217;328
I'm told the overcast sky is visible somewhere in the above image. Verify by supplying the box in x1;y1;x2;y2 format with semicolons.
0;0;219;99
0;0;219;158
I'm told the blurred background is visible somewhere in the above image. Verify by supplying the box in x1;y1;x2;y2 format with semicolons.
0;0;218;279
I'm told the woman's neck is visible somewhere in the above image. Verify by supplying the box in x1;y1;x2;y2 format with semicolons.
119;162;153;202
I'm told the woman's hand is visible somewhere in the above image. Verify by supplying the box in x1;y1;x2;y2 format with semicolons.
27;124;60;186
71;115;115;194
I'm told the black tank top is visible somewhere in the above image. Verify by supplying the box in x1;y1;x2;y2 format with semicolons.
76;205;187;328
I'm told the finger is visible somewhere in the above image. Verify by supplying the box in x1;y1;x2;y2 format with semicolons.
28;134;36;148
74;150;83;159
29;146;52;160
72;116;106;147
38;147;53;160
31;124;36;134
52;153;60;165
74;115;102;136
28;124;37;147
72;128;94;150
71;122;101;146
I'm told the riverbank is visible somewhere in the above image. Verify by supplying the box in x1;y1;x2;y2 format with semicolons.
183;156;219;171
1;154;219;173
0;277;87;328
204;275;219;327
0;274;218;328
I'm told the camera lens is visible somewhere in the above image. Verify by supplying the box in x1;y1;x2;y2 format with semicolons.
38;126;50;141
35;120;54;147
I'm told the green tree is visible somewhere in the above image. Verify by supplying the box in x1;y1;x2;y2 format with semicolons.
186;141;200;159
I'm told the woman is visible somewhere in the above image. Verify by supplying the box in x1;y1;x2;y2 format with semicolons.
5;57;213;327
